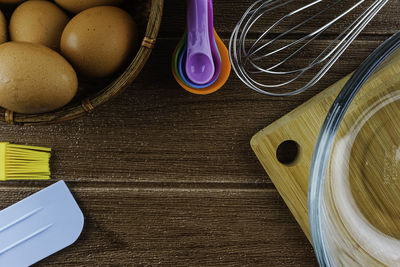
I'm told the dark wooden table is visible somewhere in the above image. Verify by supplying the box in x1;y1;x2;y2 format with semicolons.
1;1;399;266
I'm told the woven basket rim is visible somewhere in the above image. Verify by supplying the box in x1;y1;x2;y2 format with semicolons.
1;0;164;126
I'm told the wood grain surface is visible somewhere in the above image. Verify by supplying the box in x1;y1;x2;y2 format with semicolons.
1;0;400;266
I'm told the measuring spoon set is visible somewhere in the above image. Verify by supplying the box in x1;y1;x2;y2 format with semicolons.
172;0;231;95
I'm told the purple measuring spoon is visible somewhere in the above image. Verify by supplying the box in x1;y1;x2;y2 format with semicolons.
186;0;215;85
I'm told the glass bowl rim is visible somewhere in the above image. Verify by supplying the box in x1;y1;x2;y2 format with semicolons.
308;31;400;266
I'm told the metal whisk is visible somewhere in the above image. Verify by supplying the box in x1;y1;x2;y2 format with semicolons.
229;0;389;96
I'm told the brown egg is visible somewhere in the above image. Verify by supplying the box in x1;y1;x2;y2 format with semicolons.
0;10;6;44
0;42;78;114
54;0;123;13
0;0;25;4
10;1;69;50
60;6;137;78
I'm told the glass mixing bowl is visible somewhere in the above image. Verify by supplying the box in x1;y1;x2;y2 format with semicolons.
309;31;400;266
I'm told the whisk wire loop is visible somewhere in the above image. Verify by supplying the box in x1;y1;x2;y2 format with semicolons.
229;0;389;96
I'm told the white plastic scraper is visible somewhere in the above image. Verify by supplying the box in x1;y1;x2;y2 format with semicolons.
0;180;84;267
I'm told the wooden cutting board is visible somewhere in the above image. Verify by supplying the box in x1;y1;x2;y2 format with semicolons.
250;49;400;243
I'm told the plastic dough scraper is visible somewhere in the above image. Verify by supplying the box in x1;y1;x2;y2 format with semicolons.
0;180;84;267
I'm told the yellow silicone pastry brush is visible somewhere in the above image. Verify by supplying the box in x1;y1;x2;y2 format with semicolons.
0;142;51;181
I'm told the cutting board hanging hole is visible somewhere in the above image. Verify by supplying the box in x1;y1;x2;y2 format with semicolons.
251;70;354;240
276;140;300;166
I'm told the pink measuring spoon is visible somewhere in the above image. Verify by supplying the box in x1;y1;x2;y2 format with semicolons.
207;0;221;83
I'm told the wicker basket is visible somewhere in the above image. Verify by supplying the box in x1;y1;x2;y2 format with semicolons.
1;0;164;126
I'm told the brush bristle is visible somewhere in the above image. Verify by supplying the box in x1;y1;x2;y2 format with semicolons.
0;143;51;181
